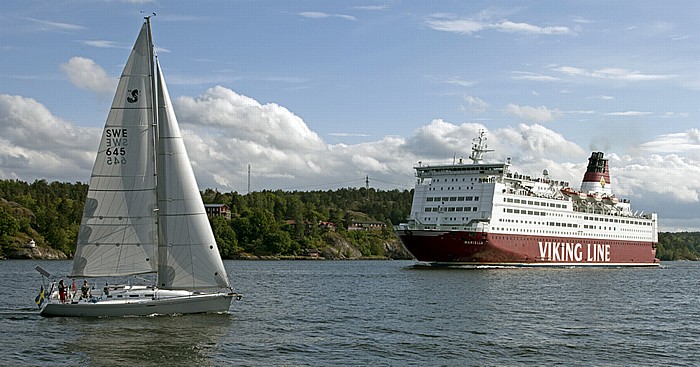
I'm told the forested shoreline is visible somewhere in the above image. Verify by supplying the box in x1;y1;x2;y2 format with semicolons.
0;179;698;261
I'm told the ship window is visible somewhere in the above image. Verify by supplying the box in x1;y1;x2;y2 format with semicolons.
507;198;513;203
466;197;473;201
528;211;533;215
528;201;533;205
514;199;520;204
514;209;520;214
458;197;465;201
475;197;479;201
442;197;449;201
448;207;455;212
506;209;513;213
426;197;434;202
456;207;463;212
450;197;457;201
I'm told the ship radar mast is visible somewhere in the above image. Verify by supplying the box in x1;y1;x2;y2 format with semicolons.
469;130;495;164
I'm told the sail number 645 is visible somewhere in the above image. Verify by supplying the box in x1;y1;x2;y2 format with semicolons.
105;147;127;165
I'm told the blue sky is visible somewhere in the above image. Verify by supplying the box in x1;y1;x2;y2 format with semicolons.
1;1;700;231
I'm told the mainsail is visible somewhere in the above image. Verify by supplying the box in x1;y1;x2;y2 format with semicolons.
155;60;230;289
72;22;158;277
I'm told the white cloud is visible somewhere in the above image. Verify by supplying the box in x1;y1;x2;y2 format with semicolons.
353;5;387;11
589;95;614;100
445;78;477;87
511;72;561;82
299;12;357;21
497;20;571;35
604;111;652;116
636;129;700;155
462;95;489;113
660;112;689;118
426;16;572;35
81;40;124;48
614;153;700;203
426;18;485;34
552;66;674;81
492;124;586;165
61;57;117;93
0;94;98;182
506;104;560;123
26;17;85;31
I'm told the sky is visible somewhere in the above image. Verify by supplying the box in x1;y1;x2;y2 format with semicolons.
1;1;700;232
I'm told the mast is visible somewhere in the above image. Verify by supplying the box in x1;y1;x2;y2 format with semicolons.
145;16;158;182
143;15;167;284
469;130;494;164
144;16;162;256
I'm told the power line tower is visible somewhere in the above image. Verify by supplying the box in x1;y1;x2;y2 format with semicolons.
365;175;369;201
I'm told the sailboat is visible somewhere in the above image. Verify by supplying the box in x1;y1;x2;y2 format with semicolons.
37;17;239;317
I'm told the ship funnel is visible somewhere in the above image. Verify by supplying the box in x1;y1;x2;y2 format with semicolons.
580;152;612;195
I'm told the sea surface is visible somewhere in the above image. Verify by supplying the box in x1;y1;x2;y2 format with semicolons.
2;260;699;366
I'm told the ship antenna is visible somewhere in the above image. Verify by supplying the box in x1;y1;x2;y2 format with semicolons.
469;130;494;164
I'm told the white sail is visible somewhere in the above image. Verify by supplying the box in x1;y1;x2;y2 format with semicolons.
155;60;230;289
72;22;158;277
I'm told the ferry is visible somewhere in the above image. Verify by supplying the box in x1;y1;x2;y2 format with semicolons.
395;131;659;267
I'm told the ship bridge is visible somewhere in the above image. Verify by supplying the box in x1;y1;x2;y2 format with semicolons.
415;163;508;185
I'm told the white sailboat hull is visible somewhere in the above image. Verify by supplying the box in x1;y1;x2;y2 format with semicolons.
40;289;235;317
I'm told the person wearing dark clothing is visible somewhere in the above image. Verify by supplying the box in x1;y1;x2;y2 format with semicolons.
58;280;66;304
81;280;90;300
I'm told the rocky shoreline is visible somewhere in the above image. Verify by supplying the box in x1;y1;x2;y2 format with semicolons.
3;239;413;261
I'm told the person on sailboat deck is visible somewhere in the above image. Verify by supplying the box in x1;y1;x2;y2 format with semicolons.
58;280;66;304
71;279;77;297
81;280;90;300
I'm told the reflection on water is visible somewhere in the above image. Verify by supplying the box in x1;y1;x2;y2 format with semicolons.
62;314;233;366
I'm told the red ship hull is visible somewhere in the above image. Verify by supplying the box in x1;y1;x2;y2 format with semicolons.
396;230;659;267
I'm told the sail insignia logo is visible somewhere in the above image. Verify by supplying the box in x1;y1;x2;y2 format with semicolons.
127;89;139;103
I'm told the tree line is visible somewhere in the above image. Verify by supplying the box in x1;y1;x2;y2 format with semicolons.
0;179;411;259
0;178;699;260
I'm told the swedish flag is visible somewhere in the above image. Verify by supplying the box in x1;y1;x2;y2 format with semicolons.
35;286;46;308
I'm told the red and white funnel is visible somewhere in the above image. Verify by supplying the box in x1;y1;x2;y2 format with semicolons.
580;152;612;195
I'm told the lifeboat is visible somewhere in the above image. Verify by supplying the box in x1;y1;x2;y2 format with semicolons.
586;192;602;203
602;195;619;205
560;187;585;201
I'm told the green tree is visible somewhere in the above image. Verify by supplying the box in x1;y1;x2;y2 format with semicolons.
211;216;239;258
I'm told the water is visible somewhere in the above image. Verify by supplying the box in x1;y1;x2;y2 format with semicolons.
2;260;699;366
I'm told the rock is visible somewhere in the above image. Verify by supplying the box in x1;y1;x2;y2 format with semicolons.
9;246;68;260
382;239;414;260
321;232;363;259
